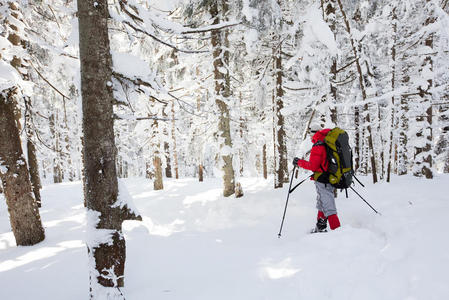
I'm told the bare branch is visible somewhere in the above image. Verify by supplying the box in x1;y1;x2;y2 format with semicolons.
113;114;176;122
442;0;448;10
180;21;242;34
48;5;61;31
122;20;208;54
112;71;169;105
336;59;357;73
284;86;317;91
30;61;70;99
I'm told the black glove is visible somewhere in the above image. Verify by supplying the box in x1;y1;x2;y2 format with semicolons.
292;157;300;167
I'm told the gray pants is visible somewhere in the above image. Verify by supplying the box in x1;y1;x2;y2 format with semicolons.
315;181;337;217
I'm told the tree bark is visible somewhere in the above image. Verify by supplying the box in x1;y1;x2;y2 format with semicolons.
263;144;268;179
199;164;204;182
274;41;289;186
0;91;45;246
210;0;236;197
153;156;164;190
78;0;140;295
171;101;179;179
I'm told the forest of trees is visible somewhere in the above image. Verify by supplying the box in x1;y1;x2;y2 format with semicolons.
1;0;448;298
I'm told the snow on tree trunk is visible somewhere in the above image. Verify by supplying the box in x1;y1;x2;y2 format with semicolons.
78;0;140;296
322;0;339;125
398;91;409;175
435;109;449;172
210;0;236;197
0;91;45;246
164;141;172;178
152;119;164;190
413;4;434;179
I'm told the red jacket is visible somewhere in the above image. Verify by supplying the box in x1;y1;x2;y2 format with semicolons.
297;129;330;175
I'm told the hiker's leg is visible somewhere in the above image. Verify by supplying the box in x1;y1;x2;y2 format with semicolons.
316;182;340;229
315;182;328;231
317;210;325;220
328;214;340;230
315;181;325;213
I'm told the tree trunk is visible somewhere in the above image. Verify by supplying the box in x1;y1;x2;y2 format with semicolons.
152;119;164;190
387;7;398;183
27;137;42;206
210;0;235;197
239;92;245;176
164;141;172;178
274;41;289;186
336;0;377;183
413;6;434;179
78;0;140;295
49;112;63;183
0;91;45;246
199;164;204;182
354;107;361;171
398;92;409;175
272;91;278;187
322;0;338;125
171;101;179;179
435;109;449;172
263;144;268;179
153;156;164;190
25;98;42;207
163;105;172;178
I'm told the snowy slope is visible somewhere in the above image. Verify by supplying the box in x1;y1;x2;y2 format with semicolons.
1;175;449;299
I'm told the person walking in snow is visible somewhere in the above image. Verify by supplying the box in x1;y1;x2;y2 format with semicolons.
292;123;341;232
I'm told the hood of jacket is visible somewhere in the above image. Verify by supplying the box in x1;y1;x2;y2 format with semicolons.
311;128;331;144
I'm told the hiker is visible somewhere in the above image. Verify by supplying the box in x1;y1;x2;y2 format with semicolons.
293;123;341;232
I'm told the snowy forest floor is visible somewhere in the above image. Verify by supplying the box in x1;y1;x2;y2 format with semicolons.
1;174;449;300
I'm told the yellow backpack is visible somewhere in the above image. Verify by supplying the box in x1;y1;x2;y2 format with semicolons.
313;127;353;189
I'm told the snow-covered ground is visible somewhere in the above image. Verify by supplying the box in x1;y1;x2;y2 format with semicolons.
1;174;448;299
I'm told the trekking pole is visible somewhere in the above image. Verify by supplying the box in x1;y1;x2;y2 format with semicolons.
278;166;297;238
353;174;365;187
349;186;381;215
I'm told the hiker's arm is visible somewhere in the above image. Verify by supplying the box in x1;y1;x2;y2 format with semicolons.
297;147;323;171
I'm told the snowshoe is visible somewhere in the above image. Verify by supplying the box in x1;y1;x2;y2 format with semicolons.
310;217;328;233
310;227;328;234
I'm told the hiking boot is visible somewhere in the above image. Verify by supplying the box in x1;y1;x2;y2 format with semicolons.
312;217;327;233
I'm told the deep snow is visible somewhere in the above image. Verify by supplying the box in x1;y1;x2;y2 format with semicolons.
1;174;449;299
